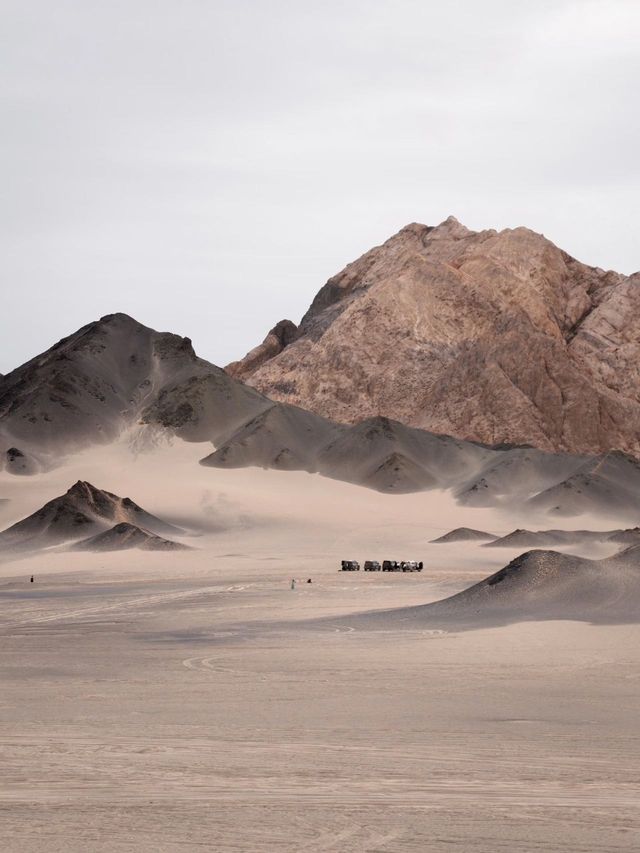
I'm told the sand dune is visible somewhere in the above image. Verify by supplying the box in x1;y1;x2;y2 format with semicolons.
0;437;508;582
2;436;640;851
203;413;479;491
1;224;639;850
1;436;633;573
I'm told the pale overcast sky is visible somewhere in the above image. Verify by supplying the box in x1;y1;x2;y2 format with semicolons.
1;0;639;373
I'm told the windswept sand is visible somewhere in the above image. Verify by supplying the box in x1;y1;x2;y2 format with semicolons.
1;437;639;851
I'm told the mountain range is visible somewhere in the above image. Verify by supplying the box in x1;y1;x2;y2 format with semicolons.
1;217;639;518
432;525;640;549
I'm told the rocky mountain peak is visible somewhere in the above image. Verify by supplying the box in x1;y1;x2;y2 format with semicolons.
228;217;640;456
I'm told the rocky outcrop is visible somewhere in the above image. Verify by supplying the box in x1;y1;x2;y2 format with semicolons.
233;217;640;456
4;447;39;475
226;320;297;382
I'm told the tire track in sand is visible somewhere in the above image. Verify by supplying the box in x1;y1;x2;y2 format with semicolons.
5;584;243;628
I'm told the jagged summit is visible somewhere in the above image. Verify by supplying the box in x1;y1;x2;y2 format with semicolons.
229;217;640;456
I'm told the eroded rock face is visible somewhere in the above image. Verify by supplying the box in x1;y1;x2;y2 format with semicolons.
226;320;297;381
234;217;640;455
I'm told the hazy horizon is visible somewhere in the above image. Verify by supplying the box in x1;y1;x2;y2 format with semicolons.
2;0;639;374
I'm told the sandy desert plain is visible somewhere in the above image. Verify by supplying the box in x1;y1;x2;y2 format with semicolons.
0;436;638;852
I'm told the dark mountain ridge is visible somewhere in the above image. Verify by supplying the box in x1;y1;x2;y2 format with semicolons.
2;311;640;517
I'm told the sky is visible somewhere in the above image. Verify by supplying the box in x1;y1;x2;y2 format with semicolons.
1;0;639;374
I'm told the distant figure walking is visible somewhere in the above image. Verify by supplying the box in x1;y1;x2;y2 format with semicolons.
290;578;296;590
30;576;34;583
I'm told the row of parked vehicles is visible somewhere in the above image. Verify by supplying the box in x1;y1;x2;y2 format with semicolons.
341;560;423;572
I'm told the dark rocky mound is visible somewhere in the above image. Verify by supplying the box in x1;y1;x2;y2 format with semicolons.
607;527;640;546
4;447;39;475
71;522;189;552
484;528;614;548
455;448;583;508
526;453;640;518
340;547;640;630
204;414;492;494
421;549;639;622
0;481;183;552
316;417;487;492
359;451;436;493
431;527;496;543
201;403;342;473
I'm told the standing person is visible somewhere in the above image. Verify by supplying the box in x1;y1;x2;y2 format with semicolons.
290;578;296;590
